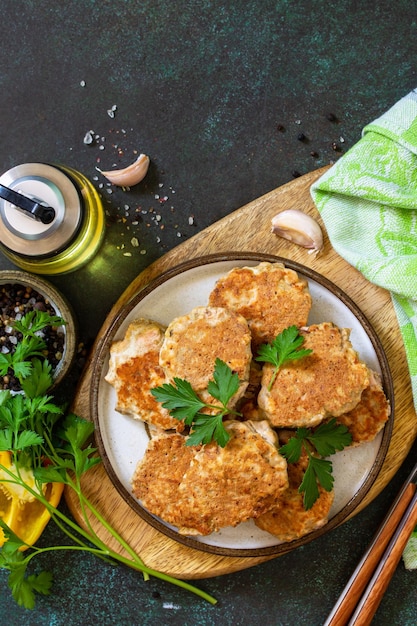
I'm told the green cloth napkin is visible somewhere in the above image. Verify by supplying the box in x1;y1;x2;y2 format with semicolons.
310;89;417;567
403;529;417;570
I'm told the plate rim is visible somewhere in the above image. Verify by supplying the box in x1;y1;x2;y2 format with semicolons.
90;251;394;557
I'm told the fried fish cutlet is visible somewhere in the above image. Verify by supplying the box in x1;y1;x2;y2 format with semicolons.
255;430;334;542
175;420;288;536
105;318;183;432
334;370;390;445
132;420;289;536
257;322;370;429
208;262;312;350
159;306;252;406
131;432;197;522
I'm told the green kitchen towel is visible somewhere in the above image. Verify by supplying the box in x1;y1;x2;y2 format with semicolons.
310;89;417;567
403;529;417;570
311;89;417;411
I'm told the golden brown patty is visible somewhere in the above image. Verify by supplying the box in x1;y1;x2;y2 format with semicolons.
208;262;312;350
105;318;183;431
255;430;334;541
132;420;288;536
257;322;370;429
335;370;390;445
131;432;197;519
159;306;252;405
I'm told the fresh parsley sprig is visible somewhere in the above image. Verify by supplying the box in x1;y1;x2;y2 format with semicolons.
12;310;64;337
152;358;241;447
280;419;352;509
255;325;313;390
0;310;217;609
0;310;65;384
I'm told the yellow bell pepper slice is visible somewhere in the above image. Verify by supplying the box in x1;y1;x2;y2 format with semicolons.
0;451;64;549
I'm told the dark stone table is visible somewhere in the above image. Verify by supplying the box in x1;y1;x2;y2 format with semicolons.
1;1;417;624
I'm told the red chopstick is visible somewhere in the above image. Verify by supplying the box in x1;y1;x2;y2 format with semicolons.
324;462;417;626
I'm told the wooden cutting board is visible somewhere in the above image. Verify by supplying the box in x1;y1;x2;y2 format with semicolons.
66;167;417;579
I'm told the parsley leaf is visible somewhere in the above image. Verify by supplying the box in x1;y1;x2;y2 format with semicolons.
300;456;334;510
7;555;53;609
59;413;96;449
152;358;241;447
255;325;312;390
151;378;206;425
21;359;54;398
14;430;44;451
186;412;230;448
12;310;64;337
278;429;307;463
0;428;13;451
34;465;67;484
307;418;352;456
207;358;240;407
280;419;352;509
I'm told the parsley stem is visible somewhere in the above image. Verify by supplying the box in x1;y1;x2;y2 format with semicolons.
68;496;217;602
203;404;240;417
50;503;217;603
67;471;107;550
267;366;279;391
69;478;147;566
48;510;115;564
0;466;217;605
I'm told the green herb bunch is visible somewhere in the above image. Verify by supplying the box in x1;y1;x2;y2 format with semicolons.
0;311;216;609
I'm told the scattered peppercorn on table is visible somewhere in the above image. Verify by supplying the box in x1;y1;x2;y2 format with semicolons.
1;2;417;625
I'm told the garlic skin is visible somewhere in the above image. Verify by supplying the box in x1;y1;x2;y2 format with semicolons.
271;209;323;252
98;153;150;187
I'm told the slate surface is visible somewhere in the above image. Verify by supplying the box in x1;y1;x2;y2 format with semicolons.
1;1;417;624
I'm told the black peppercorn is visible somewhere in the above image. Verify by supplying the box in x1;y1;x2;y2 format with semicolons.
326;112;338;122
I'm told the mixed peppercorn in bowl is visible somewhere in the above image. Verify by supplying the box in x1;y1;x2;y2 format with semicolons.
0;270;77;390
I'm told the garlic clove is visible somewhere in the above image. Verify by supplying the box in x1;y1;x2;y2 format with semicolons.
98;153;150;187
271;209;323;252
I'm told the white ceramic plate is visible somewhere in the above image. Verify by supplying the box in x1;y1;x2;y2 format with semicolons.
91;253;393;557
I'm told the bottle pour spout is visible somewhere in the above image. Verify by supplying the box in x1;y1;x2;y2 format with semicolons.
0;183;56;225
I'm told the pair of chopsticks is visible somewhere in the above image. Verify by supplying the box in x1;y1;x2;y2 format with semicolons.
324;461;417;626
